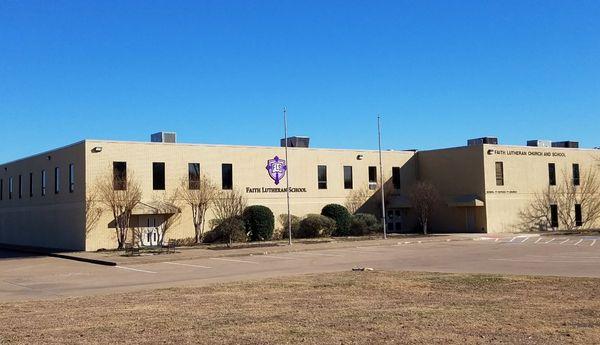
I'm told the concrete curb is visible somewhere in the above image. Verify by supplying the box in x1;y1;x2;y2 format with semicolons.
0;244;117;266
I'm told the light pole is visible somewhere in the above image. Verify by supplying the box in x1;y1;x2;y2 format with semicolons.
283;107;292;245
378;115;387;240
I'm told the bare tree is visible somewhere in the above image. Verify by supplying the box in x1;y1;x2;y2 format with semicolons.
213;188;248;245
345;187;372;214
180;175;219;243
518;187;556;231
85;188;103;236
151;188;183;246
408;181;440;234
96;173;143;249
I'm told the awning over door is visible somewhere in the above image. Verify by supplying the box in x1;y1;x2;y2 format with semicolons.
132;201;181;215
448;195;485;207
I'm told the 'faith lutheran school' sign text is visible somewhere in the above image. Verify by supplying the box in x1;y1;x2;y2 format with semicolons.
245;155;308;194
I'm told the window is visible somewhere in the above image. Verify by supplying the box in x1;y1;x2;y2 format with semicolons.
550;204;559;228
18;175;22;199
575;204;583;227
8;177;13;200
343;166;353;189
222;163;233;190
54;167;60;194
69;164;75;193
113;162;127;190
392;167;401;190
368;166;377;190
188;163;200;190
152;162;165;190
317;165;327;190
572;164;580;186
495;162;504;186
548;163;556;186
29;173;33;197
0;178;3;200
41;170;46;196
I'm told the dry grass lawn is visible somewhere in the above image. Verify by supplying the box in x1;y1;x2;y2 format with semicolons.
1;271;599;344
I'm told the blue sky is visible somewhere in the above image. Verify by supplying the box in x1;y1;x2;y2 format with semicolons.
1;0;599;162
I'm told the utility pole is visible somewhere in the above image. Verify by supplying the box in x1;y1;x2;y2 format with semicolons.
284;107;292;245
378;115;387;239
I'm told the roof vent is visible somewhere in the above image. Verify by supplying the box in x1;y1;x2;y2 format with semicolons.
151;132;177;143
551;141;579;148
527;140;552;148
467;137;498;146
281;136;310;148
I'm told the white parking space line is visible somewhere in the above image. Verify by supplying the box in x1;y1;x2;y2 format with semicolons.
163;262;213;269
574;239;584;246
293;252;343;257
591;240;597;246
355;246;386;251
509;237;517;242
560;239;570;244
254;255;298;260
209;257;259;264
520;237;529;243
534;238;542;244
115;266;157;274
545;238;555;244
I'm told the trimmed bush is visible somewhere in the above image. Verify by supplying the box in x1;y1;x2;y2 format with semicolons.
321;204;352;236
243;205;275;241
350;213;382;236
278;214;301;239
298;214;336;238
203;216;247;244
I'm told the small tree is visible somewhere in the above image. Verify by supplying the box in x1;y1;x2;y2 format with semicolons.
243;205;275;241
213;189;247;245
180;175;218;243
152;188;183;246
321;204;352;236
96;173;142;249
85;188;103;237
345;187;372;214
409;181;440;234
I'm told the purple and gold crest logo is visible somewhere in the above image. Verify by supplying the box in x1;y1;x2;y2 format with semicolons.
266;156;287;185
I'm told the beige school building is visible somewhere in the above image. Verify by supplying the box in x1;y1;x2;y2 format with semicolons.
0;134;598;251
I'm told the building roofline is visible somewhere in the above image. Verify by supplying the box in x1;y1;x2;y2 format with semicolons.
0;140;86;166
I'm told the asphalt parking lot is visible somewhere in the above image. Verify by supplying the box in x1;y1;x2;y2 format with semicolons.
1;234;599;301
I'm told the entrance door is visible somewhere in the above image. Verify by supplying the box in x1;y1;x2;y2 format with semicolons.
465;208;476;232
139;215;163;246
387;209;403;233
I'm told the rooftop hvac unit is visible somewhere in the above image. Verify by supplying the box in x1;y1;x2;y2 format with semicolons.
281;136;310;148
467;137;498;146
551;141;579;148
151;132;177;143
526;140;552;148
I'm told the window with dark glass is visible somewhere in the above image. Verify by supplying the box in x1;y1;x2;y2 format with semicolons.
0;178;3;200
188;163;200;190
18;175;22;199
550;204;558;228
9;177;13;199
152;162;165;190
69;164;75;193
54;167;60;194
222;163;233;190
495;162;504;186
572;164;580;186
113;162;127;190
41;170;46;196
368;166;377;183
575;204;583;227
392;167;401;190
29;173;33;197
343;166;353;189
548;163;556;186
318;165;327;190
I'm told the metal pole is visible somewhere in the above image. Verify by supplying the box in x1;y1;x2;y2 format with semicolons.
378;115;387;239
284;107;292;245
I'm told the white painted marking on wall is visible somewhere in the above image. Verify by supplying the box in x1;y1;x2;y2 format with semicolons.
209;258;259;264
115;266;157;274
163;262;213;269
574;239;583;246
545;238;555;244
560;239;570;244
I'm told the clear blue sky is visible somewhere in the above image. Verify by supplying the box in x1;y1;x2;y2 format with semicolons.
1;0;599;162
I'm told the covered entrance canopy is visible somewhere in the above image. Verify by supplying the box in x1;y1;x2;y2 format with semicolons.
132;201;180;215
447;194;485;208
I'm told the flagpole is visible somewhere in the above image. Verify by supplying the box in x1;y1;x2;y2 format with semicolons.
378;115;387;240
284;107;292;245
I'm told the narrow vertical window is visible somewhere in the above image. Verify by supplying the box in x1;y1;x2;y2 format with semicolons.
222;163;233;190
54;167;60;194
69;164;75;193
572;164;580;186
368;166;377;190
18;175;22;199
152;162;165;190
392;167;401;190
29;173;33;197
188;163;200;189
575;204;583;227
550;204;559;228
9;177;13;200
343;166;353;189
495;162;504;186
113;162;127;190
317;165;327;190
0;178;3;200
41;170;46;196
548;163;556;186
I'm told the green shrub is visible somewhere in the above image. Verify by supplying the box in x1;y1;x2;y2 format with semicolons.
298;214;336;238
243;205;275;241
278;214;301;239
321;204;352;236
203;216;247;244
350;213;382;236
